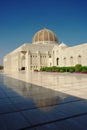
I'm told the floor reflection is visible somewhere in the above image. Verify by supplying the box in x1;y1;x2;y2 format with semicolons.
0;72;87;129
3;76;68;109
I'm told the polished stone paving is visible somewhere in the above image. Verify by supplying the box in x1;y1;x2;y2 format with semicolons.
0;71;87;129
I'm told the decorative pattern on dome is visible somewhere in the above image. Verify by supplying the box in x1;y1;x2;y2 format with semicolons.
32;28;58;44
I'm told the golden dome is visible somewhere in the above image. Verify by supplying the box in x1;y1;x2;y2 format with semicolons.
32;28;58;44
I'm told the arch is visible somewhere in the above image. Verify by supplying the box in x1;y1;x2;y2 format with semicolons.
56;58;59;66
21;55;26;70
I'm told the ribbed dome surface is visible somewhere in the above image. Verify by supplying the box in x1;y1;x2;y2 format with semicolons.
32;28;58;44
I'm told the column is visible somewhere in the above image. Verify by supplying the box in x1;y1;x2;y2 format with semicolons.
25;51;31;71
37;51;40;70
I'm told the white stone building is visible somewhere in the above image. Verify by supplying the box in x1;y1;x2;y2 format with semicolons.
3;28;87;72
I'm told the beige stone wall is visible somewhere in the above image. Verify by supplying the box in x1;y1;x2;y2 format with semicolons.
54;43;87;67
3;43;87;73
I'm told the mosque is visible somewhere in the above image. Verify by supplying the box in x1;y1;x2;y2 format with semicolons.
3;27;87;72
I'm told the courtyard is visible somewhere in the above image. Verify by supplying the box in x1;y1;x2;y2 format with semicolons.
0;71;87;129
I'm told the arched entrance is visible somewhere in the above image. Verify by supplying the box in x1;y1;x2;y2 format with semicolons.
20;51;27;71
56;58;59;66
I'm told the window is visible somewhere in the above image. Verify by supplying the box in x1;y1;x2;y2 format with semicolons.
49;55;51;58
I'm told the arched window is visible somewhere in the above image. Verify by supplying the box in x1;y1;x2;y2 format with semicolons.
70;56;73;66
56;58;59;66
78;55;81;64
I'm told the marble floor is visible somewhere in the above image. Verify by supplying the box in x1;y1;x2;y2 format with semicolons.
0;71;87;129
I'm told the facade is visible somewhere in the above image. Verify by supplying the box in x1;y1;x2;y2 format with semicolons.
4;28;87;73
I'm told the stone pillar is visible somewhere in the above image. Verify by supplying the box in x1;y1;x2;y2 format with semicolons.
46;51;49;66
18;51;22;71
25;51;31;71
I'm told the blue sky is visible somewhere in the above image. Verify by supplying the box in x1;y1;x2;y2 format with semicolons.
0;0;87;65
